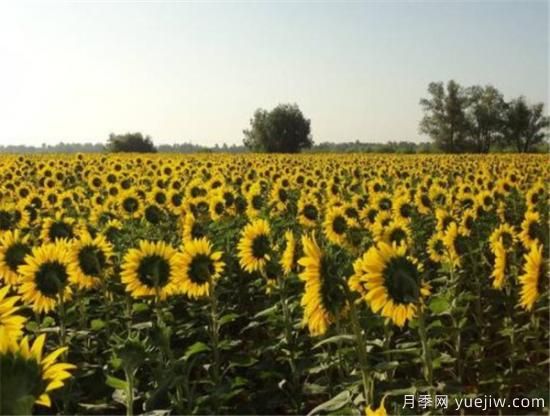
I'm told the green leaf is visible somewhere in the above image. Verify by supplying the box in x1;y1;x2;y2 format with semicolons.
91;319;106;331
307;390;351;415
313;334;356;349
105;375;128;390
219;313;240;327
429;295;451;314
183;342;210;361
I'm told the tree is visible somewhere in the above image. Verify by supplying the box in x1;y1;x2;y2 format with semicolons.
243;104;313;153
419;80;470;153
106;132;157;153
465;85;506;153
502;98;549;153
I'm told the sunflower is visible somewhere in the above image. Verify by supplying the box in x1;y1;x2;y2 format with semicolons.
177;237;224;299
298;233;347;336
489;223;516;252
182;212;207;243
120;240;181;300
435;208;454;234
459;208;477;237
381;218;412;248
245;183;264;219
209;192;227;221
237;219;271;273
415;191;432;215
490;239;506;290
0;230;32;286
393;194;414;222
323;206;349;247
365;400;387;416
0;332;76;411
519;211;543;249
351;242;430;327
427;233;446;264
280;230;296;275
18;241;74;314
40;213;76;243
298;195;320;228
442;222;468;268
117;189;144;219
68;233;113;290
0;286;26;340
518;243;545;311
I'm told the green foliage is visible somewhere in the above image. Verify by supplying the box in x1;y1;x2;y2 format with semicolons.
243;104;313;153
106;132;157;153
420;80;549;153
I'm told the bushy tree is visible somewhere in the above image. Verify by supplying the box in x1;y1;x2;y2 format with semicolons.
106;132;157;153
465;85;506;153
243;104;313;153
419;80;469;153
502;98;549;153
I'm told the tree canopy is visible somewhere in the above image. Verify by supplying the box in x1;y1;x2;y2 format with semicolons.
419;80;548;153
243;104;313;153
106;132;157;153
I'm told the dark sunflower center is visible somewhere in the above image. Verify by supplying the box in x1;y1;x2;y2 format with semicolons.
155;193;167;204
0;211;12;231
223;192;234;207
384;257;420;304
122;197;139;213
145;205;162;224
367;209;378;223
188;254;214;284
303;204;318;221
528;221;542;241
345;207;358;219
191;222;205;239
137;255;170;288
36;261;68;297
378;198;392;211
252;195;263;210
214;202;224;215
332;216;347;235
278;189;288;203
433;239;445;255
421;195;431;208
252;235;270;259
501;232;513;249
171;193;183;207
400;203;412;218
319;256;347;315
442;216;453;231
49;221;74;240
465;216;474;230
78;245;107;277
389;228;407;245
5;243;31;272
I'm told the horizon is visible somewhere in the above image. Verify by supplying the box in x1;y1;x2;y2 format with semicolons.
0;1;548;147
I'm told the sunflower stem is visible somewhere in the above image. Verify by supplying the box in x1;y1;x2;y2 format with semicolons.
208;277;221;412
417;309;434;394
277;274;301;413
346;288;372;405
124;368;135;416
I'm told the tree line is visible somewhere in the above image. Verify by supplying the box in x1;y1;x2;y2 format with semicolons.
0;81;546;154
419;80;549;153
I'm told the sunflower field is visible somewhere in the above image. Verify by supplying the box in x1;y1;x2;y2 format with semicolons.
0;153;548;415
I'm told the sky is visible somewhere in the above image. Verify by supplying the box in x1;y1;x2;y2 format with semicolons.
0;1;547;147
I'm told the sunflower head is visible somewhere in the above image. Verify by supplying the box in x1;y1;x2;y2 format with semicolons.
352;242;429;327
18;241;74;314
177;237;224;299
0;230;32;286
0;332;76;412
120;240;181;300
237;219;272;274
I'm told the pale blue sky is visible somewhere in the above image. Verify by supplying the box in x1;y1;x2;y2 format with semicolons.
0;1;547;146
